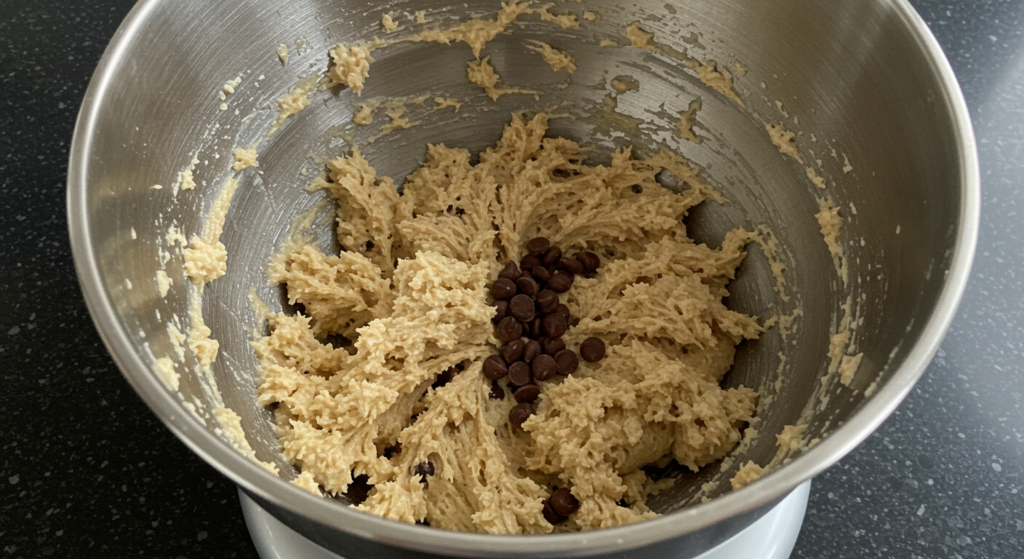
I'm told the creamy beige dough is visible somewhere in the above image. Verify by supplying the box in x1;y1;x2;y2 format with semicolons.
327;43;373;95
254;113;762;533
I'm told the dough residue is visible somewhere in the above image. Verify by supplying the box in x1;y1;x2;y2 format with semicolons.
154;357;179;391
766;123;801;162
677;97;703;144
610;75;639;94
213;406;279;475
183;177;238;285
729;461;765;490
806;166;826;189
353;101;380;126
271;75;318;134
434;97;462;112
467;56;536;100
176;155;199;192
156;270;172;298
232;147;259;172
255;114;762;534
839;352;863;386
625;23;744;107
625;22;654;49
525;40;577;73
276;43;289;66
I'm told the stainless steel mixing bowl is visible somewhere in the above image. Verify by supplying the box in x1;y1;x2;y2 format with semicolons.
67;0;978;557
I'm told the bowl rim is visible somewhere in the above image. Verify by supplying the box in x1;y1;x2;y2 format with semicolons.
66;0;979;555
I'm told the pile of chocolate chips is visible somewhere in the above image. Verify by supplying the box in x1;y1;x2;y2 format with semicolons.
484;237;607;428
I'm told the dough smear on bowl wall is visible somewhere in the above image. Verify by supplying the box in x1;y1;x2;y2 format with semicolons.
68;0;977;555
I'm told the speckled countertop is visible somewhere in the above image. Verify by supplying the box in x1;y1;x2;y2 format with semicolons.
1;0;1021;557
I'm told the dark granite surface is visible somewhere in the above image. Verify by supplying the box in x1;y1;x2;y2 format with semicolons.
1;0;1021;557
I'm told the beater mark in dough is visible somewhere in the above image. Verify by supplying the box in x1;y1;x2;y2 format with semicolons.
255;113;762;533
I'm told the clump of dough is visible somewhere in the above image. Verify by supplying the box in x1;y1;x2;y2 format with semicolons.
766;123;801;162
256;114;761;534
232;147;259;172
730;461;765;489
327;43;374;95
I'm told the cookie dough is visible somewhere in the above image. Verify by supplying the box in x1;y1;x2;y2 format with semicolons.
254;113;761;533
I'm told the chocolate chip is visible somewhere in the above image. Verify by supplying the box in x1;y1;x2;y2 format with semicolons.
508;361;532;386
414;461;434;482
520;254;541;270
556;304;571;322
498;261;521;281
489;382;506;400
529;317;544;339
483;355;509;380
510;294;536;321
542;246;562;267
520;340;540;364
491;300;509;325
542;314;567;338
547;270;574;293
580;337;606;362
574;251;601;273
542;500;567;524
532;354;557;381
550;488;580;516
558;256;585;275
502;340;524;363
526;237;551;255
497;316;523;342
513;383;541;403
543;337;566;355
509;402;534;428
535;290;559;314
554;349;579;376
531;265;553;283
515;276;539;298
491;278;517;300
